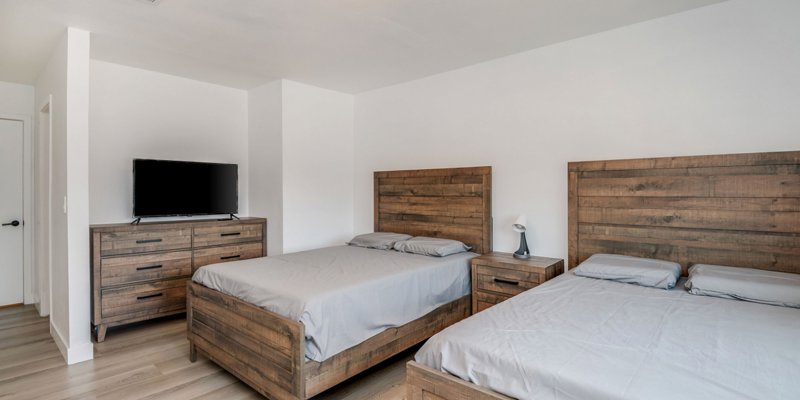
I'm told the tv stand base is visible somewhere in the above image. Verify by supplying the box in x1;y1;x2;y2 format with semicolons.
218;213;240;221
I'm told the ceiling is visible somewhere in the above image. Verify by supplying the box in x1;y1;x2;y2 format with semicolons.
0;0;724;93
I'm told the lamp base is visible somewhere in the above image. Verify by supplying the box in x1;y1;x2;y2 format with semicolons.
513;231;531;259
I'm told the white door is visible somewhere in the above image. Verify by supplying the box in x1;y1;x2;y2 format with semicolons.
0;118;24;307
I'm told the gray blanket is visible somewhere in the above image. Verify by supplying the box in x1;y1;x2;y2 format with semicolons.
193;245;474;361
416;272;800;400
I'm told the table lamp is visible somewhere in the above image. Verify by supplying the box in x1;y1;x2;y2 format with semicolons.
513;214;530;259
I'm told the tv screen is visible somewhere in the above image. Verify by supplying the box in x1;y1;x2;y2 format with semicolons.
133;159;238;217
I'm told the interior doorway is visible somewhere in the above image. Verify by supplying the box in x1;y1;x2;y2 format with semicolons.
0;117;26;307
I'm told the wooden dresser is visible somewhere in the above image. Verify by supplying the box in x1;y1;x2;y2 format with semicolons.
90;217;266;342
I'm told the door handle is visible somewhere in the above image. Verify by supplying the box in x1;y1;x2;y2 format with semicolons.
1;220;20;227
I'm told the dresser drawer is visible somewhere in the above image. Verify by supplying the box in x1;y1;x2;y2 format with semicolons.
100;228;192;256
474;264;540;297
100;251;192;287
474;291;510;312
193;242;263;270
101;279;187;319
193;223;263;247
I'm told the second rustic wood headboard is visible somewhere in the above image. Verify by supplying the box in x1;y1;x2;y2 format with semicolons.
568;151;800;275
374;166;492;254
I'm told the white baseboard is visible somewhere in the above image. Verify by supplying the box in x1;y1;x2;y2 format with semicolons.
34;301;49;317
50;321;68;361
50;321;94;365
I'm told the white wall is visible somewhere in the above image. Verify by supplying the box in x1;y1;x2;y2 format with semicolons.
248;80;284;255
35;31;70;361
282;80;354;253
354;0;800;260
65;28;92;363
248;80;354;254
89;60;249;224
0;81;34;116
34;27;93;364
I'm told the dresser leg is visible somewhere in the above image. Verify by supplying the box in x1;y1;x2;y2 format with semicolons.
94;324;108;343
189;342;197;362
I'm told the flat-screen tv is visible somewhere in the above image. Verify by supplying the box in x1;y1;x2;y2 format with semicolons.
133;159;238;217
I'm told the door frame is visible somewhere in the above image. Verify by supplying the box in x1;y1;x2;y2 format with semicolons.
0;113;34;306
36;96;53;317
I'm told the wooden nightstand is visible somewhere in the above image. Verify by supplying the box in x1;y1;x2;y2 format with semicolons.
471;252;564;314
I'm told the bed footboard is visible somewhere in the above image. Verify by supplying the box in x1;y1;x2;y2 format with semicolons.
187;282;305;400
406;361;512;400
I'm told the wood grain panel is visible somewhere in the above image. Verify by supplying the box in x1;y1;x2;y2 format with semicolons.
578;207;800;233
374;166;492;254
568;151;800;274
101;278;187;319
474;265;539;297
578;175;800;198
579;164;800;178
188;282;304;400
579;224;800;255
304;296;469;398
100;251;192;287
407;361;512;400
193;223;264;247
568;150;800;172
579;196;800;212
378;184;483;197
474;291;510;312
100;228;192;256
192;242;264;270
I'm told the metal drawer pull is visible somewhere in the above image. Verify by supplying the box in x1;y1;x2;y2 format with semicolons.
493;278;520;286
137;293;163;300
136;238;163;244
136;264;163;271
220;232;241;237
220;255;241;260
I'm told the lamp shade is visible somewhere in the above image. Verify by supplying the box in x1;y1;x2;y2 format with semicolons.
512;214;527;233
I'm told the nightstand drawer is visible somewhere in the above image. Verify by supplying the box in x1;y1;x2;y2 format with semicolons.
474;264;540;296
100;250;192;287
192;242;264;270
474;291;510;312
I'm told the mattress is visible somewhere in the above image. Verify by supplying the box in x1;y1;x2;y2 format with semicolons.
416;272;800;400
193;245;474;362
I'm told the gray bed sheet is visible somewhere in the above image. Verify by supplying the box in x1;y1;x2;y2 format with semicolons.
193;245;474;362
416;272;800;400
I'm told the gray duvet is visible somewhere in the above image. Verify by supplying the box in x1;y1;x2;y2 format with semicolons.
193;245;474;362
416;272;800;400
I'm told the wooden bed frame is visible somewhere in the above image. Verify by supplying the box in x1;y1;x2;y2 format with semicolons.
407;150;800;400
187;166;492;400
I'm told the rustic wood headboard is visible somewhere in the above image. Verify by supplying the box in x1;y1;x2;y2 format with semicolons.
568;151;800;275
374;166;492;254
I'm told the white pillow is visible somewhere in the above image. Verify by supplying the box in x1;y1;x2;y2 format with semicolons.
574;254;682;289
392;237;471;257
685;264;800;308
347;232;412;250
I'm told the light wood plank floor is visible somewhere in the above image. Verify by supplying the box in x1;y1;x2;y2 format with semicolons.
0;305;412;399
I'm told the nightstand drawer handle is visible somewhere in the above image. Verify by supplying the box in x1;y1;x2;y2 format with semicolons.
220;232;241;237
136;238;163;244
220;254;241;260
137;293;163;300
493;278;519;286
136;264;163;271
